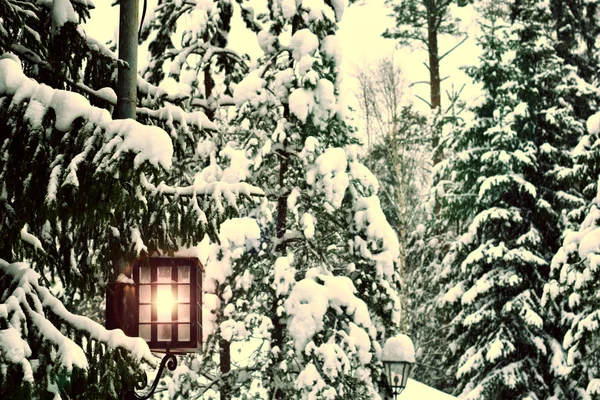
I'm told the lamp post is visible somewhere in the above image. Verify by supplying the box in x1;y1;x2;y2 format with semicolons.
106;256;204;399
382;334;415;399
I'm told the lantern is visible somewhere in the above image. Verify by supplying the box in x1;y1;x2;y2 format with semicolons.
132;257;203;352
382;334;415;398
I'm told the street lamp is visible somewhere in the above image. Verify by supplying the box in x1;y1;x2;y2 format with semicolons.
106;256;204;399
133;257;203;352
382;334;415;399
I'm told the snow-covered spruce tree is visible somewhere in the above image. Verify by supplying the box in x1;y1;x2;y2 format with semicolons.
541;112;600;398
139;0;249;121
0;1;259;397
161;0;404;398
433;0;594;397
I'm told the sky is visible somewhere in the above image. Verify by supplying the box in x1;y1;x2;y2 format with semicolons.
86;0;481;117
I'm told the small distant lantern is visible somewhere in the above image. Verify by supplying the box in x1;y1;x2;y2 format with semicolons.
382;334;415;398
132;257;203;352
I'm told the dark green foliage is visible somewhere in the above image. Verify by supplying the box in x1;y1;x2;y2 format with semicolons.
424;0;600;397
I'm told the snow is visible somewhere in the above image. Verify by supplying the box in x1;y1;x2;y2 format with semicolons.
0;260;157;375
51;0;78;34
402;379;458;399
349;160;379;195
296;362;322;389
578;227;600;260
486;339;515;363
301;0;336;22
478;175;537;202
281;0;297;19
289;29;319;62
588;379;600;396
289;88;314;123
1;56;175;170
285;275;373;353
104;119;174;170
352;196;400;281
382;334;415;363
273;255;296;296
285;279;329;352
307;147;349;208
300;212;316;238
117;273;134;284
321;35;342;67
20;225;44;252
0;327;33;382
586;111;600;135
233;71;266;106
257;29;277;53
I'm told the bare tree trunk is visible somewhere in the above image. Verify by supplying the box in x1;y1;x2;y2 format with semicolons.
220;337;231;400
204;65;215;121
427;4;442;166
390;123;409;334
200;46;228;398
269;101;291;399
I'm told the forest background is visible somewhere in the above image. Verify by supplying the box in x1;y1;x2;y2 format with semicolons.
1;0;600;399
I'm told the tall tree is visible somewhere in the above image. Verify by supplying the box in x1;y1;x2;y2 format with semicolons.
168;0;405;398
0;0;255;397
541;92;600;400
433;0;594;397
383;0;464;164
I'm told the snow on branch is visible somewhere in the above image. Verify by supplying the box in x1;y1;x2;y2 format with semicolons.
0;259;156;379
5;45;216;132
0;55;173;170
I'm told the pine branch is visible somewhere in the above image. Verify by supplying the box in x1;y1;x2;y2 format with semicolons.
439;36;469;62
8;44;217;131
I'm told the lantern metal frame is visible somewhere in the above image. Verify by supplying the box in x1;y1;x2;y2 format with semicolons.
382;359;413;399
132;351;178;399
132;256;204;353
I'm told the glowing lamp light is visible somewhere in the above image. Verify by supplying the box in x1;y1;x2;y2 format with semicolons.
382;334;415;399
133;257;203;353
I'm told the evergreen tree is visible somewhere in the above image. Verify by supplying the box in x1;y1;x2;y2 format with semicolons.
164;0;405;397
541;111;600;399
433;0;594;397
1;1;405;399
0;1;254;397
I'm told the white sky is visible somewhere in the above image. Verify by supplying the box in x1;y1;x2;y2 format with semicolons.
86;0;481;117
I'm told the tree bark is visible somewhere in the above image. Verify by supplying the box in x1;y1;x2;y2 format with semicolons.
220;338;231;400
427;3;442;166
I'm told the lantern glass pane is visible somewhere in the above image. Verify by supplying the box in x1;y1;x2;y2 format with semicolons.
178;285;190;303
387;362;411;389
140;285;151;303
178;265;190;283
140;267;151;283
178;304;190;322
140;305;151;322
158;324;172;341
157;286;173;321
139;324;151;341
158;266;172;282
178;325;190;341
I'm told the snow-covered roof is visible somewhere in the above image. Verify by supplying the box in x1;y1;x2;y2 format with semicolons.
403;379;458;399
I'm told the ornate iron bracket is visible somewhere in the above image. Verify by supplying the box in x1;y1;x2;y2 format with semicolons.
133;352;178;400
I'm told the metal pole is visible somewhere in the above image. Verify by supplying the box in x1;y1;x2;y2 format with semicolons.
115;0;139;120
115;3;138;398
